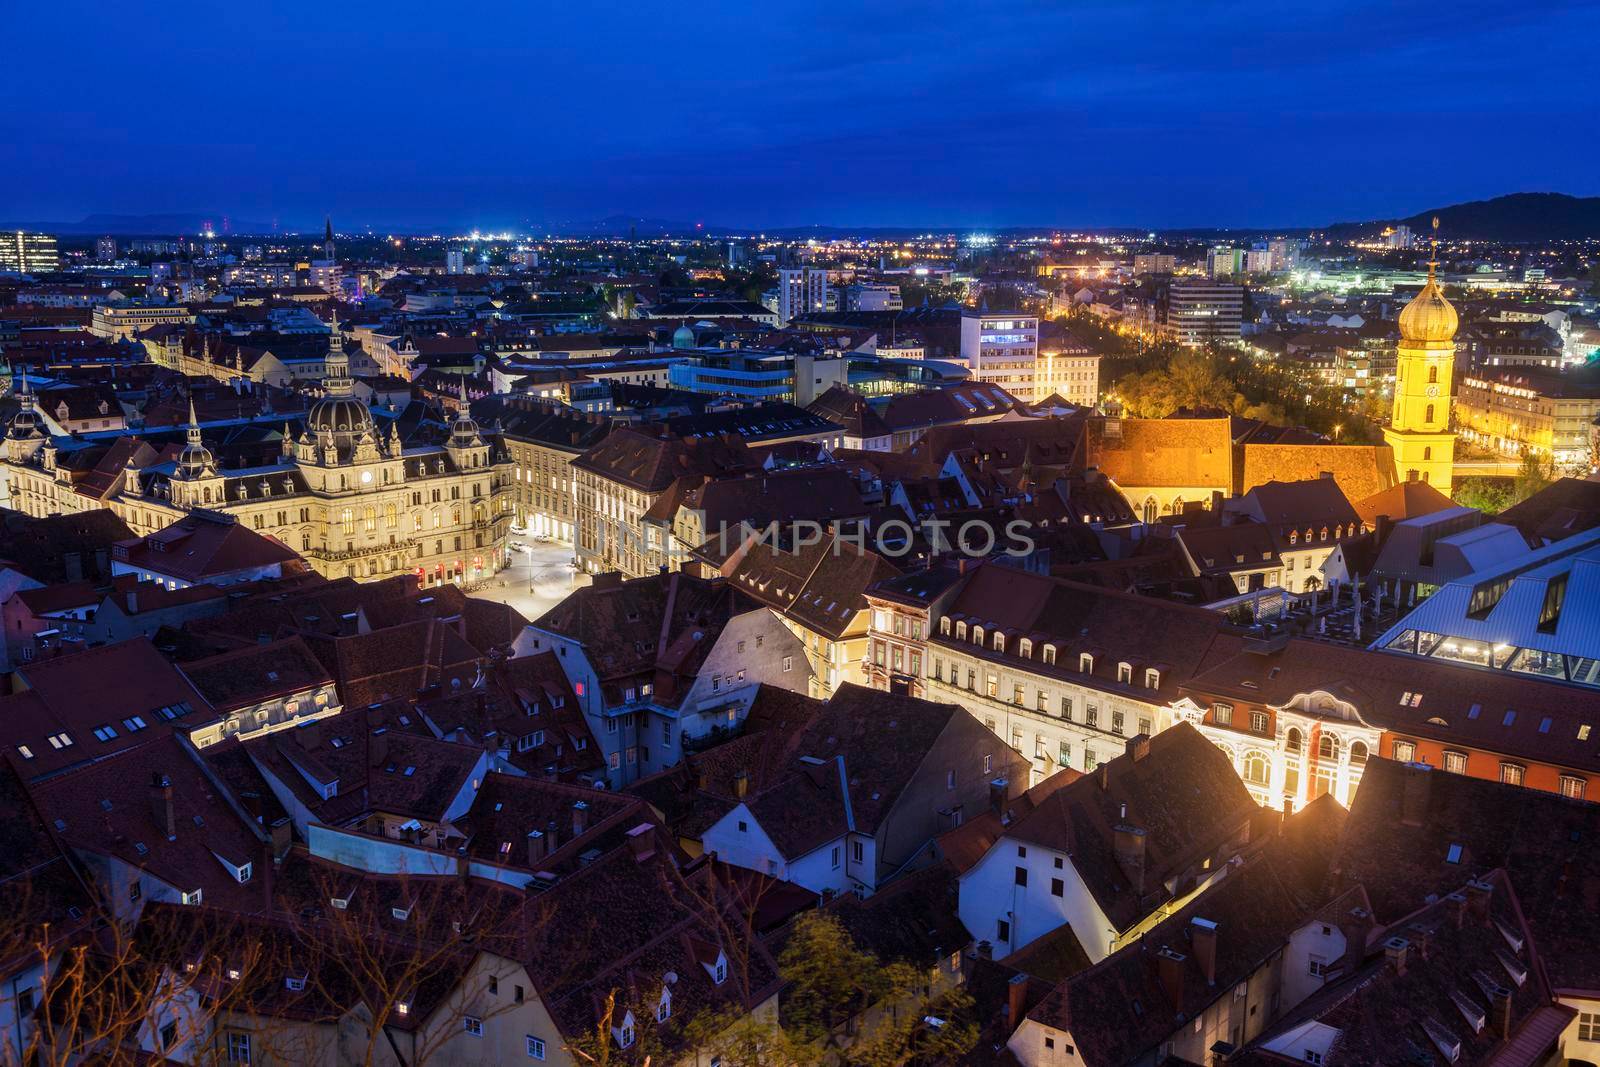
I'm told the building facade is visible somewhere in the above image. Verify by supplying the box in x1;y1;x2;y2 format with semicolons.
960;310;1040;401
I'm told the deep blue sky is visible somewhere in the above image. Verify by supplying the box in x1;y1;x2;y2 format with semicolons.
6;0;1599;232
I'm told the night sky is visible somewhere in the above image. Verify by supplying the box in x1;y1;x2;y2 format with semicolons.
6;0;1598;232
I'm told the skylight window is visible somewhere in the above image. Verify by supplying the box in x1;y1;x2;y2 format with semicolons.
1446;843;1463;864
1502;710;1516;727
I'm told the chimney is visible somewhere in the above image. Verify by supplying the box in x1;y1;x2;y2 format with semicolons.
369;727;389;767
989;777;1009;815
1190;918;1218;985
1005;972;1028;1030
1113;823;1147;895
1097;762;1110;791
1465;878;1493;924
527;829;547;867
149;772;176;841
975;940;993;961
269;816;293;859
571;800;589;838
457;845;471;886
1374;513;1394;546
295;720;322;750
1156;947;1186;1009
1399;762;1431;827
1125;733;1151;762
733;769;749;799
544;819;560;854
626;822;656;863
1489;986;1515;1039
1446;891;1468;929
1383;936;1409;976
126;589;139;614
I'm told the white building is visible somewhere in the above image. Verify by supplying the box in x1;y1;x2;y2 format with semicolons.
778;267;830;325
959;309;1039;401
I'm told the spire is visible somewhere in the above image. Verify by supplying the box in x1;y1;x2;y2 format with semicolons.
1428;215;1440;281
325;215;334;244
186;397;202;446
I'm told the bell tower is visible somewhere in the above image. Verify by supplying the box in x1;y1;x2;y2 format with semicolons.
1384;217;1458;495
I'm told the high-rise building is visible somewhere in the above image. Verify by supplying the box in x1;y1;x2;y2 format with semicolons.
1386;225;1414;249
1132;253;1176;275
960;308;1039;400
1384;222;1457;493
1267;238;1302;270
777;267;829;325
1167;281;1243;347
1;231;60;274
1206;246;1244;278
95;236;117;263
446;247;466;275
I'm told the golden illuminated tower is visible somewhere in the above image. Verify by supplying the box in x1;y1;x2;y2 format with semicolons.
1384;217;1457;494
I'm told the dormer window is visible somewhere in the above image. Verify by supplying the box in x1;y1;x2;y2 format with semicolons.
657;987;672;1022
954;621;967;640
614;1011;636;1049
1042;645;1056;666
1079;653;1094;674
993;632;1005;653
940;617;951;636
1018;639;1032;659
1117;662;1132;684
971;626;984;647
1289;530;1298;545
1144;668;1160;690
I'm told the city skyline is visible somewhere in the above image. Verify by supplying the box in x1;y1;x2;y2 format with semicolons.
6;0;1600;232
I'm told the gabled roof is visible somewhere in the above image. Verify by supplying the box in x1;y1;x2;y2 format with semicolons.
1239;443;1395;503
997;723;1258;931
725;530;900;640
1080;416;1233;490
113;511;299;582
179;636;334;712
572;425;753;492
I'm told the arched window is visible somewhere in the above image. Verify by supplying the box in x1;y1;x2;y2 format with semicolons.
1425;404;1435;424
1142;497;1157;524
1117;662;1132;684
1349;740;1368;766
386;504;398;529
363;506;376;533
1423;447;1432;460
1243;751;1270;786
1428;366;1438;384
1079;653;1094;674
993;632;1005;653
941;617;952;636
1042;644;1056;665
1318;734;1340;760
971;626;985;647
1286;727;1303;753
955;621;967;640
341;507;355;535
1018;639;1033;659
1289;530;1298;545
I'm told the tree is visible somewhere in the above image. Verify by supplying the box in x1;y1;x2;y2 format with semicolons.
1512;449;1554;504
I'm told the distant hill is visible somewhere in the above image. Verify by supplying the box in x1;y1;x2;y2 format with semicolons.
0;212;276;236
1326;192;1600;242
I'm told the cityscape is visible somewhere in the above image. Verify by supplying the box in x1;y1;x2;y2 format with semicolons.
5;5;1600;1066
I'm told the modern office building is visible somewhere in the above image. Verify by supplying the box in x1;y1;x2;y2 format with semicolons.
95;236;117;263
959;309;1039;400
445;247;465;274
1167;281;1243;347
1;231;60;274
777;267;829;325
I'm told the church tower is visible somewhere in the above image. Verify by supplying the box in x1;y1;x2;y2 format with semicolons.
1384;217;1457;495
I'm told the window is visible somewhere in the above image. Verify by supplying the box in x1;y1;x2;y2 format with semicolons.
852;840;863;862
1243;752;1270;786
227;1032;251;1063
526;1035;547;1059
1213;703;1233;725
1308;956;1328;977
1304;1050;1324;1065
1058;740;1071;767
1086;705;1099;728
1392;740;1416;762
1250;711;1269;734
714;959;727;984
1117;662;1132;684
1560;775;1587;800
831;847;841;870
1060;697;1073;720
463;1016;484;1037
1500;763;1525;787
1051;877;1064;897
1444;751;1468;774
1014;866;1028;887
1112;710;1125;735
1579;1012;1600;1042
1079;653;1094;673
1446;843;1463;863
657;991;671;1021
160;1019;178;1049
997;919;1011;942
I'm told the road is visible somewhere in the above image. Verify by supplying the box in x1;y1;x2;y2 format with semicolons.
469;539;588;623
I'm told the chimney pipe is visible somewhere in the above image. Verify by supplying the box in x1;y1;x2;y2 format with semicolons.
571;800;589;838
1190;918;1218;985
1383;936;1409;976
1005;973;1028;1031
1156;947;1186;1010
1399;762;1431;827
1125;733;1151;762
149;772;176;841
989;777;1009;815
295;720;322;750
626;823;656;863
544;818;560;854
369;727;389;767
1113;823;1147;895
1465;878;1493;924
1489;986;1515;1039
733;769;749;799
527;829;547;867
